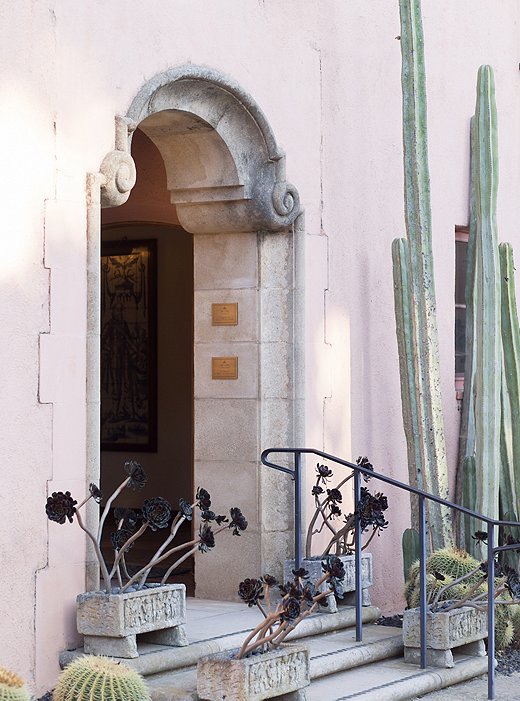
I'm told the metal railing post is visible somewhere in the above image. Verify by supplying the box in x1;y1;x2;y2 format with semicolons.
487;524;495;700
418;495;427;669
354;468;363;642
294;451;302;571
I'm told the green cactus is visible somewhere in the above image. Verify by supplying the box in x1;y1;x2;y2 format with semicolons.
460;457;479;557
496;606;515;650
500;242;520;519
404;548;517;650
402;527;420;581
393;0;452;550
471;65;502;522
0;668;30;701
54;657;150;701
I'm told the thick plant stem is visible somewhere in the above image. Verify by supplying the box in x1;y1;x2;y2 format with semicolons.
472;65;501;522
395;0;452;548
455;117;478;549
500;243;520;521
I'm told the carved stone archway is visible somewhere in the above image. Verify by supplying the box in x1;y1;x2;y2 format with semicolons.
87;66;304;597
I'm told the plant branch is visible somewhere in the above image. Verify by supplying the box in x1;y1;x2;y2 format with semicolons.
75;510;112;592
96;477;131;545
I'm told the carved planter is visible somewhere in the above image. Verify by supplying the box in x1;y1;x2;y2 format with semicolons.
284;553;373;613
76;583;188;658
403;605;488;668
197;644;310;701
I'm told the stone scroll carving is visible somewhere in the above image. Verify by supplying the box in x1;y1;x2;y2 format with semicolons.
99;116;137;208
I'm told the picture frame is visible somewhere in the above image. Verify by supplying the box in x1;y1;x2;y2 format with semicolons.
100;238;157;452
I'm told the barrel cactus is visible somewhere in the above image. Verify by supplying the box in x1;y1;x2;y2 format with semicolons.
404;548;517;650
54;656;150;701
0;668;30;701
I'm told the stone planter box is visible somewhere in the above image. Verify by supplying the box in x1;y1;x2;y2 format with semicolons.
403;605;488;668
284;553;373;613
77;583;188;658
197;644;310;701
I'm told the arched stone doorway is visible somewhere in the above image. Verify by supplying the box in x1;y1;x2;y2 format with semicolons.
87;65;304;598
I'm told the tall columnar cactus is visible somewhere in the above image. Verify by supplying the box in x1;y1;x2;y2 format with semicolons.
0;668;30;701
54;657;151;701
393;0;452;549
499;242;520;522
471;65;502;522
457;67;519;536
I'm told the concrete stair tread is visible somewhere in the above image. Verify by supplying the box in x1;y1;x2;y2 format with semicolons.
144;625;404;700
307;654;488;701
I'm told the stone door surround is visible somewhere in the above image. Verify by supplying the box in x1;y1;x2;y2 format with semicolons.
86;65;304;596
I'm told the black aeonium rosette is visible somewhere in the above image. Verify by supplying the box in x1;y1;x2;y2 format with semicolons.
316;463;333;482
327;488;342;504
262;574;278;587
89;483;103;503
196;487;211;511
356;487;389;533
292;567;309;579
238;577;264;606
472;530;488;544
198;523;216;552
504;566;520;599
114;507;139;531
179;498;193;521
280;596;301;622
229;507;248;535
111;528;134;552
142;497;172;531
329;503;342;519
357;456;374;482
124;460;147;490
322;554;346;600
312;485;324;497
45;491;77;524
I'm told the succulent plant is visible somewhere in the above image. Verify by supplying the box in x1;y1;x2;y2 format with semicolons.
0;668;31;701
404;547;519;650
53;656;150;701
45;458;247;593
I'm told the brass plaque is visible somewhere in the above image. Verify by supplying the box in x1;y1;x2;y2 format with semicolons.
212;303;238;326
212;356;238;380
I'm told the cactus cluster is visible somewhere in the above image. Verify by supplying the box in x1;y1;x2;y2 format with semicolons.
395;1;520;573
0;668;30;701
54;656;150;701
404;549;519;650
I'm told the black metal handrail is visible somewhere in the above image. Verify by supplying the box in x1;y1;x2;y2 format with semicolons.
261;447;520;701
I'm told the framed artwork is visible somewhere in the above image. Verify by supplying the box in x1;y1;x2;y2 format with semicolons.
100;239;157;451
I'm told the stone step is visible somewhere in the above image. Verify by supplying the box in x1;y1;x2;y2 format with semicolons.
306;653;488;700
143;624;404;700
60;603;382;678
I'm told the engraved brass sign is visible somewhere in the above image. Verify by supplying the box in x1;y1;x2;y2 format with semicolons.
212;356;238;380
212;303;238;326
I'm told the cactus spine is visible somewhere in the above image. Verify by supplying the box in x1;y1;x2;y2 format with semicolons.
0;668;30;701
54;657;151;701
394;0;452;549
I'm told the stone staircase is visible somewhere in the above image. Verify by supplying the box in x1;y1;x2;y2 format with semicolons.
60;599;488;700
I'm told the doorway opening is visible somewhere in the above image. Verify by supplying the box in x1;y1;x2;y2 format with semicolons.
100;128;194;593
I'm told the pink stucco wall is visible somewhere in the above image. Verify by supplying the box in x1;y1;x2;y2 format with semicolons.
2;1;520;693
